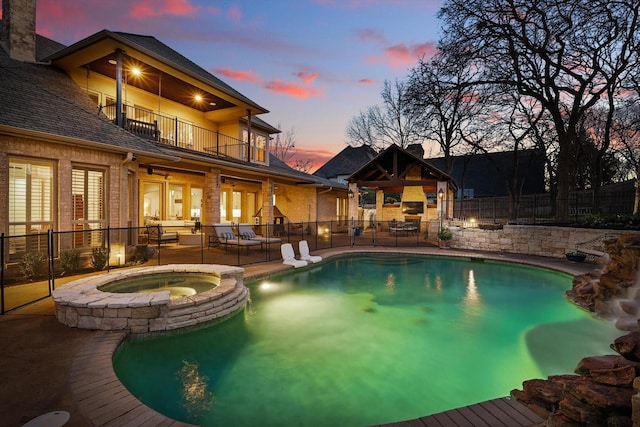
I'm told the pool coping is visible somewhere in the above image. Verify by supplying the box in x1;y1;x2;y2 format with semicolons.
69;247;594;426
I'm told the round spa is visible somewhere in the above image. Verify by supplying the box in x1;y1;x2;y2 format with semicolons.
52;264;249;334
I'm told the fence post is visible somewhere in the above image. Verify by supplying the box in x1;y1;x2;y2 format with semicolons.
174;117;179;145
1;233;4;314
106;226;111;272
330;220;333;248
48;229;55;293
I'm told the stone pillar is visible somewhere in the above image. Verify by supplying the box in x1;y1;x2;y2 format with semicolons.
261;178;274;232
348;182;359;235
205;168;221;230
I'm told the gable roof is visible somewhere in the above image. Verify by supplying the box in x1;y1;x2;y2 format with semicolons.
314;145;378;180
268;154;345;188
43;30;268;116
349;144;455;191
0;45;173;158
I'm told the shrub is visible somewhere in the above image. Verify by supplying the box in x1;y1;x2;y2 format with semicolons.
91;247;109;271
575;213;640;230
132;245;150;264
59;249;81;275
437;227;453;240
19;251;47;281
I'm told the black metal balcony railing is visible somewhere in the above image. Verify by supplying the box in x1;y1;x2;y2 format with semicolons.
102;104;250;161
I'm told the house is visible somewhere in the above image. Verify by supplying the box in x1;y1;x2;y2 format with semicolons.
313;145;377;184
425;149;546;198
0;0;347;262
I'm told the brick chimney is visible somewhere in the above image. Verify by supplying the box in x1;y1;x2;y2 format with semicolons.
1;0;37;62
406;143;425;159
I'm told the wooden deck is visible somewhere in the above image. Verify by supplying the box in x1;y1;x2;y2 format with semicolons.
379;396;544;427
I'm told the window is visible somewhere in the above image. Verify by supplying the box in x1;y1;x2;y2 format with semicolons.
253;135;266;162
220;191;228;222
232;191;242;221
190;187;202;221
72;167;106;248
336;197;347;224
8;159;54;256
169;184;184;219
143;182;162;220
243;130;267;163
85;89;100;107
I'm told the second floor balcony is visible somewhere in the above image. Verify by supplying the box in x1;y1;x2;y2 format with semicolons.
103;104;262;163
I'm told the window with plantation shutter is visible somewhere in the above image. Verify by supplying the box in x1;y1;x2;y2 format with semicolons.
72;167;106;248
8;159;53;258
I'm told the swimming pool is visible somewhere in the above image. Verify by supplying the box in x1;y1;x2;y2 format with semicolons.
112;254;618;426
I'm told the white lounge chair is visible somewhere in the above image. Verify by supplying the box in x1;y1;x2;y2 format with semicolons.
237;223;282;245
299;240;322;263
212;224;262;253
281;243;307;268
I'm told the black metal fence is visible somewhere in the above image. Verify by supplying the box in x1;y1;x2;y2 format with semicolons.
1;220;436;314
453;188;635;224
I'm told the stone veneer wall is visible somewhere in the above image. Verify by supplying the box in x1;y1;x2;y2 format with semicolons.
53;264;249;336
450;224;629;258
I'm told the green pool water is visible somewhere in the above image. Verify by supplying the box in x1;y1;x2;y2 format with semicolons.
112;255;619;426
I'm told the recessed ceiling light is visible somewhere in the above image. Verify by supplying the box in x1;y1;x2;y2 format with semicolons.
108;59;117;65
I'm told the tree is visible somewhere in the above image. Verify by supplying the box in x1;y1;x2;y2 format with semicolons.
346;79;424;150
439;0;640;221
291;159;313;174
612;102;640;213
269;124;297;164
405;51;484;174
465;89;547;221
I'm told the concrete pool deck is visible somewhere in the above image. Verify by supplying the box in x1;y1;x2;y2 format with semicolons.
0;246;596;426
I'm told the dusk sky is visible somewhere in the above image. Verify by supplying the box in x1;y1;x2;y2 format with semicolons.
14;0;444;171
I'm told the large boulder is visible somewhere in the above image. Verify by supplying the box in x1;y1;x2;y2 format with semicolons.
512;333;640;426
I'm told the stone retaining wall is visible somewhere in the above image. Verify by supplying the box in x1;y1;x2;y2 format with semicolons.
450;225;630;258
52;264;249;335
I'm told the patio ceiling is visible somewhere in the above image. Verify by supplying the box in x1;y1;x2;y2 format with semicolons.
85;54;236;113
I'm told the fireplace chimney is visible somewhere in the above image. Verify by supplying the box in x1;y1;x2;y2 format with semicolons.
1;0;37;62
406;143;425;159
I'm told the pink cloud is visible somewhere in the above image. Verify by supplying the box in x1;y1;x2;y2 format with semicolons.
359;78;375;85
287;147;337;172
130;0;199;19
214;68;263;84
367;42;437;69
215;68;324;99
265;80;324;99
295;72;319;85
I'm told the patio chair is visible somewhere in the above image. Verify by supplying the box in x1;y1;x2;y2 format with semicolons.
280;243;307;268
237;223;282;245
212;224;261;253
299;240;322;263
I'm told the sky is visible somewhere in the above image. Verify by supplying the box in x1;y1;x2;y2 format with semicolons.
9;0;444;171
